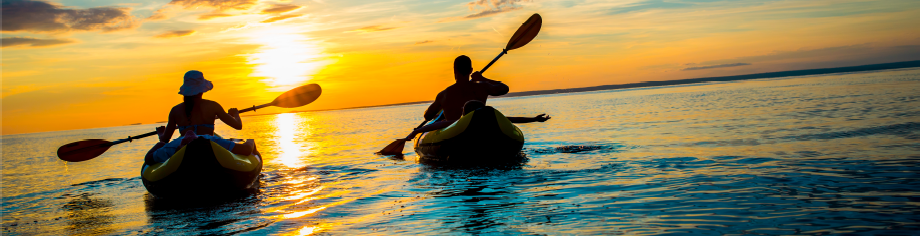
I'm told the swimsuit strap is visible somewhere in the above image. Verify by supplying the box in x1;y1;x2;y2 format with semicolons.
177;124;215;134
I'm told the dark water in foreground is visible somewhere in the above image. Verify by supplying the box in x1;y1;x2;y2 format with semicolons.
3;69;920;235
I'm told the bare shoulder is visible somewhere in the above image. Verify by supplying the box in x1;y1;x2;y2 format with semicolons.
201;99;224;111
169;103;184;114
168;103;183;119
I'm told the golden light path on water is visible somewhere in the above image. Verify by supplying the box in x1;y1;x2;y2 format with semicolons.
272;113;312;168
246;26;330;87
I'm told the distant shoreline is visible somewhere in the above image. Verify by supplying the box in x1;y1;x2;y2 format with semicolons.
499;60;920;98
272;60;920;115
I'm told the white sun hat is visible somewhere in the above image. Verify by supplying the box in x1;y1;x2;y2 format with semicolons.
178;70;214;96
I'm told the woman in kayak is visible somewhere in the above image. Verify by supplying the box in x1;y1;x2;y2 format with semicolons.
144;70;255;164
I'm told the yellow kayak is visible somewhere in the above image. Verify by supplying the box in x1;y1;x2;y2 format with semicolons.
141;136;262;198
413;106;525;165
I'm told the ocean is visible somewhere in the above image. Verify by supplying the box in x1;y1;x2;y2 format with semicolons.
3;68;919;235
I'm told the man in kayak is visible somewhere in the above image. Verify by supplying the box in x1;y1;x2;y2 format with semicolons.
403;55;550;140
144;70;256;164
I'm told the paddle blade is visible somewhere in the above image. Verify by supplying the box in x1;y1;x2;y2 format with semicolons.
376;139;408;155
505;13;542;50
57;139;112;162
272;84;322;108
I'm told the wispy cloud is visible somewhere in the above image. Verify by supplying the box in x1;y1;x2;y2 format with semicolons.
682;63;751;71
155;30;197;38
464;6;521;19
1;37;75;48
1;0;137;33
149;0;260;20
262;4;303;14
165;0;257;11
198;13;234;20
261;14;304;23
415;40;433;45
439;0;530;22
346;25;399;33
608;0;693;15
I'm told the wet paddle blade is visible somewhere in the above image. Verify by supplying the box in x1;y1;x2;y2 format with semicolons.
57;139;113;162
376;139;408;155
272;84;322;108
505;13;542;50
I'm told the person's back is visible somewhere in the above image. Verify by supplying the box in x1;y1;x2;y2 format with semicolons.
438;80;495;120
423;55;509;121
170;98;224;136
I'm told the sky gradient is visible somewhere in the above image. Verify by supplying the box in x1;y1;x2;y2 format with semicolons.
3;0;919;135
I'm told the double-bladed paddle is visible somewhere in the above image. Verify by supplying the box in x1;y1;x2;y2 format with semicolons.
376;13;543;156
56;83;322;162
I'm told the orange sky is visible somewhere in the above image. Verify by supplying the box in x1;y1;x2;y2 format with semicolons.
3;0;920;135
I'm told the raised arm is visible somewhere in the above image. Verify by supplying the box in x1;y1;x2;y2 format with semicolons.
471;71;509;96
214;102;243;130
162;109;179;142
423;91;444;121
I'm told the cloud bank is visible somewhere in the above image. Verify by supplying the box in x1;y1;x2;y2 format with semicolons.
1;0;137;33
1;37;75;48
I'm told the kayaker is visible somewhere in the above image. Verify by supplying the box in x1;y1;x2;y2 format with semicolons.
144;70;256;164
403;56;551;140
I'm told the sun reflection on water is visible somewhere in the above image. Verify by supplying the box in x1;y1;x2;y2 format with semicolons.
272;113;313;168
247;26;331;87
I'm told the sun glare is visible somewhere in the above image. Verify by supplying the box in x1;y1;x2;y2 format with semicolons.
272;113;313;168
247;27;331;87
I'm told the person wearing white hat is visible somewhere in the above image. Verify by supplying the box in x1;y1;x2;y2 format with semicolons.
144;70;256;164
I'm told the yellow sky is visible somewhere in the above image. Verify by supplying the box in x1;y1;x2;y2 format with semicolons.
2;0;919;135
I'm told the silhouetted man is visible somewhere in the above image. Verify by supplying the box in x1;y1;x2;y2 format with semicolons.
404;55;550;140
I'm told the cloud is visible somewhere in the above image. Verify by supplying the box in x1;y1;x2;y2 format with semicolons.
464;6;521;19
346;25;399;33
1;37;75;48
682;63;752;71
260;14;303;23
165;0;257;11
466;0;528;10
415;40;433;45
154;30;196;38
149;0;259;20
262;4;303;14
1;0;137;33
438;0;529;22
198;13;233;20
608;0;694;15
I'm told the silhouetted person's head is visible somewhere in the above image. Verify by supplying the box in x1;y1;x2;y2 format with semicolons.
454;55;473;81
463;100;485;115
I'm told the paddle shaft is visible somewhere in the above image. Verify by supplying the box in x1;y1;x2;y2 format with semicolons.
481;49;509;73
110;102;268;146
239;102;273;113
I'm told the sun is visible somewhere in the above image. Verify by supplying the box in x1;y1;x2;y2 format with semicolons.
246;26;331;87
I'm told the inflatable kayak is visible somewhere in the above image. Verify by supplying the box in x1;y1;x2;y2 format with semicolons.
413;106;525;165
141;136;262;198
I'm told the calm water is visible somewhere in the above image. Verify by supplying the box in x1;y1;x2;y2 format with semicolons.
3;69;920;235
